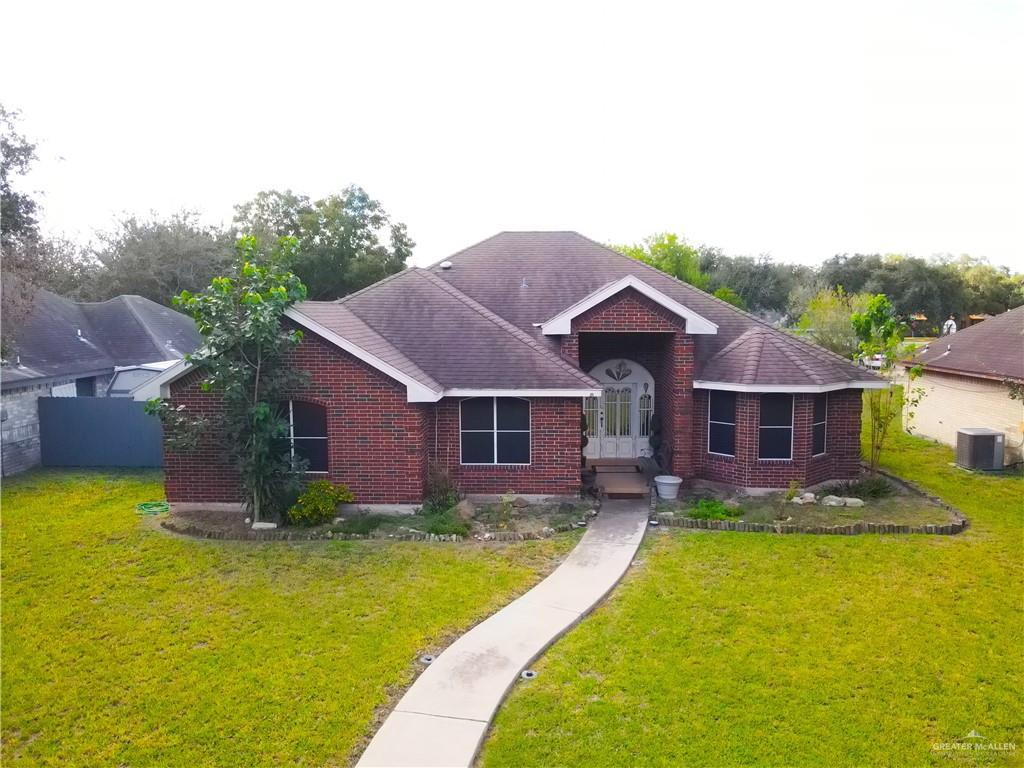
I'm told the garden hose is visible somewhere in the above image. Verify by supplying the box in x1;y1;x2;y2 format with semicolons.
136;501;170;515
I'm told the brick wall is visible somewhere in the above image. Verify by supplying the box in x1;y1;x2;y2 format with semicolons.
906;370;1024;465
428;397;582;496
692;388;862;488
164;330;429;505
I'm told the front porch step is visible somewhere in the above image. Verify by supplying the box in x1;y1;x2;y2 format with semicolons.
598;471;650;498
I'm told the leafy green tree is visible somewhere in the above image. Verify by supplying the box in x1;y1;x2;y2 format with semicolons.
708;254;806;313
88;211;234;304
0;105;39;248
851;295;922;473
233;186;414;300
797;287;873;357
712;286;747;309
147;236;308;523
615;233;710;290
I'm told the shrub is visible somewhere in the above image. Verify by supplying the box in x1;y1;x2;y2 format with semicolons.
824;476;896;499
424;509;471;537
687;498;743;520
334;514;386;535
424;462;459;516
286;480;355;526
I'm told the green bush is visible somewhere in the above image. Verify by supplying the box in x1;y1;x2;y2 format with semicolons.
686;498;743;520
824;476;896;499
286;480;355;526
424;509;470;537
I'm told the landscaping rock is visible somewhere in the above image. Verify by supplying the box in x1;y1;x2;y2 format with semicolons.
842;497;865;507
821;495;845;506
511;497;530;509
453;499;476;521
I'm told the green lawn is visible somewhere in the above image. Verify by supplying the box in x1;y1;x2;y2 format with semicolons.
0;470;576;767
482;425;1023;765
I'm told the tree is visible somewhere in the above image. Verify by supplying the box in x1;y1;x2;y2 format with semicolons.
147;236;308;523
233;186;414;300
88;212;234;304
1;105;99;354
819;253;884;295
706;254;805;313
851;295;922;473
797;287;873;357
712;286;747;309
614;233;710;290
0;105;39;248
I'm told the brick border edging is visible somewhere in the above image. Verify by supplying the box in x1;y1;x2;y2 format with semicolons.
648;472;970;536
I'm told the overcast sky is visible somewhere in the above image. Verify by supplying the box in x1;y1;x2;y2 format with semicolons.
3;0;1022;269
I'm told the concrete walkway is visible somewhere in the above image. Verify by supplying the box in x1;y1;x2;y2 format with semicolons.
356;500;649;768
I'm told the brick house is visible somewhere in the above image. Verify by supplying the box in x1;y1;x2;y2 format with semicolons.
153;232;884;506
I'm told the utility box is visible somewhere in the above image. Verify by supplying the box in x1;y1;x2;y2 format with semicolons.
956;428;1005;470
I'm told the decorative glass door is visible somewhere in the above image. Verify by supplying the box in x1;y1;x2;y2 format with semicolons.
583;359;654;460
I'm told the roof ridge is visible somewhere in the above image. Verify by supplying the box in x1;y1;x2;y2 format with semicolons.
299;301;444;392
763;333;826;384
334;266;418;305
422;232;510;270
119;296;173;356
414;269;598;387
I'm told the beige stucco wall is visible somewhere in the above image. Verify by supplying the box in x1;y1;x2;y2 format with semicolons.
904;369;1024;465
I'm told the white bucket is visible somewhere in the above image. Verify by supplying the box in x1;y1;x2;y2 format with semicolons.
654;475;683;500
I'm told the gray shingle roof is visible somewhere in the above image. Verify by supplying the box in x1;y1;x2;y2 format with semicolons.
912;306;1024;382
1;288;201;389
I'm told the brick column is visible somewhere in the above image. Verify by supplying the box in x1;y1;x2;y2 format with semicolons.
560;332;580;367
668;333;695;481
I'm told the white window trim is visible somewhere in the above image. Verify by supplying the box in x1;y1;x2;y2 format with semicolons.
459;397;532;466
285;399;328;474
707;390;737;458
757;394;795;461
812;393;828;457
694;380;886;393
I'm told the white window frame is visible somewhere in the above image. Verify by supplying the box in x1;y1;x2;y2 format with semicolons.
285;399;328;474
812;393;828;457
459;397;531;466
757;394;794;461
707;390;737;458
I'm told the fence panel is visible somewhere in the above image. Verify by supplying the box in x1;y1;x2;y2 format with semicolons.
39;397;164;468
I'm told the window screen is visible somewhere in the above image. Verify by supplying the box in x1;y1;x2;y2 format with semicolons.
279;400;328;472
812;393;827;455
758;393;793;459
461;397;531;464
708;390;737;456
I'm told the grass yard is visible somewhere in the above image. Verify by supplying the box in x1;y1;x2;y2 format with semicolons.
481;422;1024;765
0;470;577;767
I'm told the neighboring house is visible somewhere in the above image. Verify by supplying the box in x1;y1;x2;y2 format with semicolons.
0;288;201;475
907;305;1024;466
152;232;884;507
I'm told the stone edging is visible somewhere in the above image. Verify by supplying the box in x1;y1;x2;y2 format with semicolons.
159;517;589;543
649;472;970;536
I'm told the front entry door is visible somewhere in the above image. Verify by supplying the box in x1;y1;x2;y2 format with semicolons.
583;359;654;460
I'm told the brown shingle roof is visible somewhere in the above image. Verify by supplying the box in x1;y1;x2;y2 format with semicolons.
291;231;882;392
297;268;599;391
912;306;1024;382
429;231;879;388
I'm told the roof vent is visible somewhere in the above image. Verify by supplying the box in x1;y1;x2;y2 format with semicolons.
439;260;453;270
521;277;529;288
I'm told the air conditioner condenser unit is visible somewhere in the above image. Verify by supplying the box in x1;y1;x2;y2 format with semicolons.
956;428;1005;470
